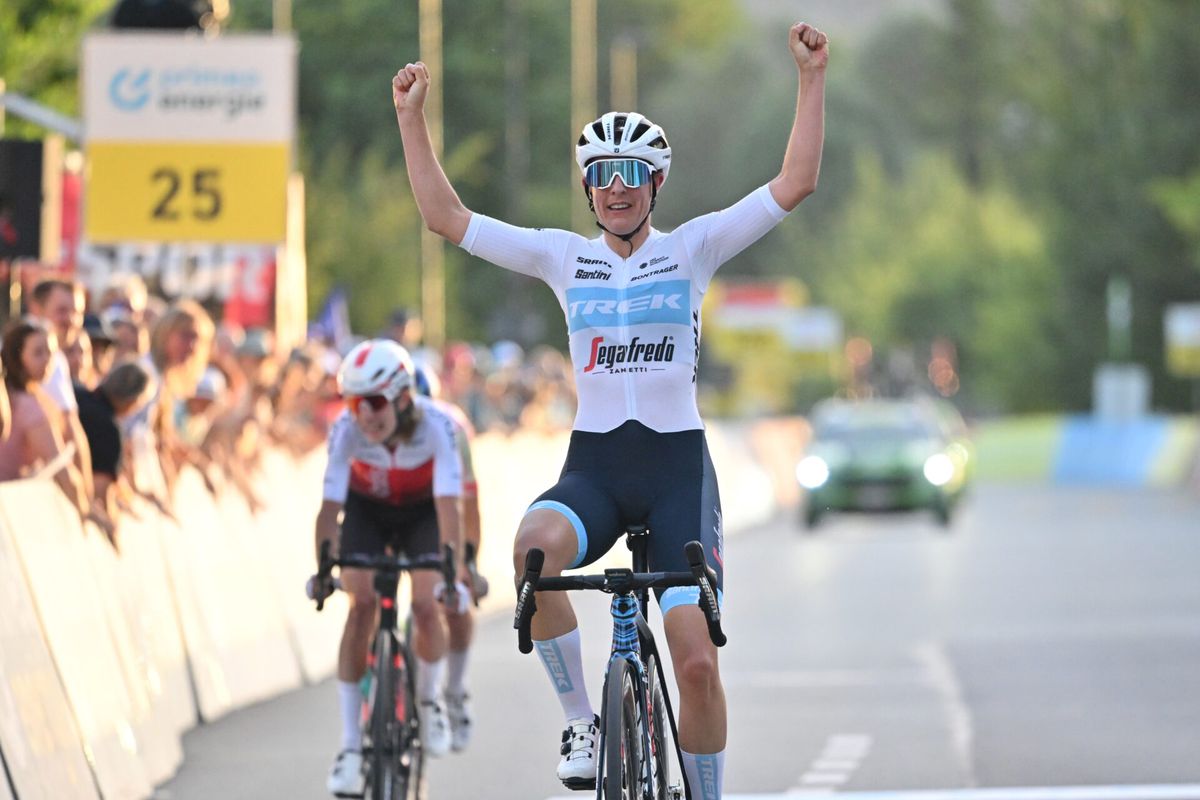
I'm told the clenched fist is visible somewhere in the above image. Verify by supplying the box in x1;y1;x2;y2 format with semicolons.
790;22;829;71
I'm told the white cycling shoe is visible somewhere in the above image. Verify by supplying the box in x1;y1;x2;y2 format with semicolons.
557;715;600;789
420;700;452;758
446;693;473;752
326;749;364;797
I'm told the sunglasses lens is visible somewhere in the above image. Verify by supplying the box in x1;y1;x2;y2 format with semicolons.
585;159;651;189
348;394;389;413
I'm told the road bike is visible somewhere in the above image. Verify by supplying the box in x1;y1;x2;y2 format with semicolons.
315;542;456;800
514;525;726;799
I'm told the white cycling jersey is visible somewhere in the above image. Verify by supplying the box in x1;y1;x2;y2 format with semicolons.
460;184;788;433
322;395;463;506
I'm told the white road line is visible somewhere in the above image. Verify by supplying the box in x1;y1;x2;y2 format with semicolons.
549;786;1200;800
791;733;873;793
913;640;976;785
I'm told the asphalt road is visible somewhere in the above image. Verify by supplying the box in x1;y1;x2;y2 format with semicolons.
155;483;1200;800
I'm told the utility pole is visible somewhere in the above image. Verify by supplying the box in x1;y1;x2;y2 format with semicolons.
420;0;446;349
570;0;596;234
610;36;637;112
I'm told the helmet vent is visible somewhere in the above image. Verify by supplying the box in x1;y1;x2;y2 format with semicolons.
591;121;606;140
612;114;628;142
630;121;651;141
647;136;668;151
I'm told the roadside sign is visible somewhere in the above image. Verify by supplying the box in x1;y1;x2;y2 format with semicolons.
82;32;295;243
1165;303;1200;378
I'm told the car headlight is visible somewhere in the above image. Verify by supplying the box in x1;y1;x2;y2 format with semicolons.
796;456;831;489
923;453;955;486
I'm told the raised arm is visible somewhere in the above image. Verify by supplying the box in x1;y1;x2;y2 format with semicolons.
393;62;473;244
769;22;829;212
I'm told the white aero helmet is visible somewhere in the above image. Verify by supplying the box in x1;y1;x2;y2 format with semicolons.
575;111;672;183
338;339;415;400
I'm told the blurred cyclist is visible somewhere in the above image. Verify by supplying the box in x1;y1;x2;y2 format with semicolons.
393;21;827;798
414;364;488;752
311;340;465;796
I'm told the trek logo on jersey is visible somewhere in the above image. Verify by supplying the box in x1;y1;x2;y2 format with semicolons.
566;280;691;333
574;268;611;281
583;335;676;373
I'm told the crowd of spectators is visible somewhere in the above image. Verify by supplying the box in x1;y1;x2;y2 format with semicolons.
0;280;578;550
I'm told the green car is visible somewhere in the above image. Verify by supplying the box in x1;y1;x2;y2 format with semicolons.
797;398;972;530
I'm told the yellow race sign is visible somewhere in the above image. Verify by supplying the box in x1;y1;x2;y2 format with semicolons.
85;142;288;242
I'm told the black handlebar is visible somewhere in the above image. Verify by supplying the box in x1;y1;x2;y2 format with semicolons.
514;548;544;654
684;540;727;647
512;540;726;650
314;541;457;612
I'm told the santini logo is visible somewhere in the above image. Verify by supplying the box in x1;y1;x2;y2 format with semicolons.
574;269;610;281
584;336;676;373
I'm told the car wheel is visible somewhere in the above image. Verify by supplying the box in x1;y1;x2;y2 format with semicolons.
802;505;822;532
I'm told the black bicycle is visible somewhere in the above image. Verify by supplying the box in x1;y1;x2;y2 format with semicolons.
315;541;456;800
514;525;726;800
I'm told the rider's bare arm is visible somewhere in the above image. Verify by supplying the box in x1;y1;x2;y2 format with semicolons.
315;499;342;564
393;62;472;244
769;22;829;212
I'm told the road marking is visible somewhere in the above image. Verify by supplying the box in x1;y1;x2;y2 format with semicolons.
548;786;1200;800
792;733;873;793
913;640;976;785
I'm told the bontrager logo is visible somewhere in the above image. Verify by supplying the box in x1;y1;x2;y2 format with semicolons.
575;256;612;268
574;269;610;281
583;335;676;373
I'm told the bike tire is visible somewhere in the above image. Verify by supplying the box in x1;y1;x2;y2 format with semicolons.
370;634;407;800
399;620;426;800
603;658;643;800
644;654;671;800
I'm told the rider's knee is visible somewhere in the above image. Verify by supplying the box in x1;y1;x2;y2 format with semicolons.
675;649;720;695
513;514;576;573
410;596;441;628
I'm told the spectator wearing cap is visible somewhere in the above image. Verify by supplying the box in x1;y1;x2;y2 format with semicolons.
63;328;98;391
27;279;96;504
75;361;152;543
82;312;118;377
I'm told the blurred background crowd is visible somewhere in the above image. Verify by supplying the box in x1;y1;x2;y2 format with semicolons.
0;274;579;550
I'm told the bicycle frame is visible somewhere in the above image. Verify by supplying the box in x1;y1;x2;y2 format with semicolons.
515;530;724;800
316;543;456;800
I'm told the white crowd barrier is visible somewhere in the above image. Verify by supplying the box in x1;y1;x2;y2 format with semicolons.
0;419;789;799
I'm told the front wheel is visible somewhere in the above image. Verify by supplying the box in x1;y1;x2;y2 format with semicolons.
603;658;644;800
368;634;410;800
644;654;671;800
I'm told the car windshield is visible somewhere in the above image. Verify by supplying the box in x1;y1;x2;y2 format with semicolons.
816;421;936;445
812;402;943;445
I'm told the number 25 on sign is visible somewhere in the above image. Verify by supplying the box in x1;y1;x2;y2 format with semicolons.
85;142;287;242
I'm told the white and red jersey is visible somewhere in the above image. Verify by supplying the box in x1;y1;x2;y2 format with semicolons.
431;398;478;495
322;395;463;506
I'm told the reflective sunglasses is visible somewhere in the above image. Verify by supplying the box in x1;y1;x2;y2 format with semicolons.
346;394;390;414
584;158;652;190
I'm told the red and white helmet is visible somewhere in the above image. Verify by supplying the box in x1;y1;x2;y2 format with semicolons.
575;111;672;183
338;339;415;400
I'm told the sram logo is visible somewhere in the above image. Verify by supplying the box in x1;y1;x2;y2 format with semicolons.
583;335;676;373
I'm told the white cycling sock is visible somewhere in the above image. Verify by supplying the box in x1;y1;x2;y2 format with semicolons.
445;647;470;698
417;656;446;704
534;628;594;722
681;749;724;800
338;680;363;752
